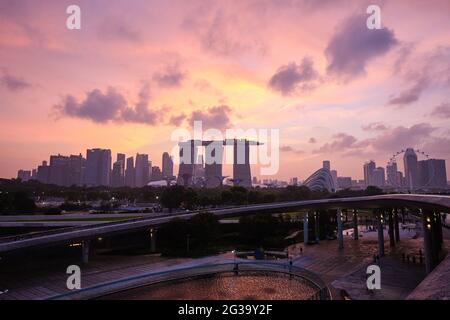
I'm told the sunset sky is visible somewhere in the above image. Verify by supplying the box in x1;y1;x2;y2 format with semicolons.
1;0;450;181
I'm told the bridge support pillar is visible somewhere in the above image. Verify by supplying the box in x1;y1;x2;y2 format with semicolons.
150;228;157;252
422;211;434;274
388;209;395;247
394;208;400;243
431;212;442;266
436;213;443;247
314;212;320;243
353;210;358;240
81;240;90;264
303;213;309;245
377;212;385;257
337;209;344;250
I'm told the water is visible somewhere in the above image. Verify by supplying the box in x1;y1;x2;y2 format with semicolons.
102;271;318;300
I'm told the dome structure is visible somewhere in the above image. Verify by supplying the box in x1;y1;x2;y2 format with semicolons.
303;168;336;192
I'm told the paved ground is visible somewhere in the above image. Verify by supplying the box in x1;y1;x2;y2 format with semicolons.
0;225;448;300
0;254;190;300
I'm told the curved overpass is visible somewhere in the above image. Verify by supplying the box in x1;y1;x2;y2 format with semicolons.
1;194;449;254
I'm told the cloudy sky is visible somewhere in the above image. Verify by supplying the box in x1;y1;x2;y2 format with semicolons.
1;0;450;180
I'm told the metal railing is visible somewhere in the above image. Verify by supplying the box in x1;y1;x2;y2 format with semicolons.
48;260;331;300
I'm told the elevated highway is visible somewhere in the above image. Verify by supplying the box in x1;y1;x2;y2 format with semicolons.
0;194;449;255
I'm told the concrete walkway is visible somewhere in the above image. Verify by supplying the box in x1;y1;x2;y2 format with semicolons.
1;226;448;300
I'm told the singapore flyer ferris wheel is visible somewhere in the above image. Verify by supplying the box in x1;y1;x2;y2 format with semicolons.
387;148;434;189
387;149;430;166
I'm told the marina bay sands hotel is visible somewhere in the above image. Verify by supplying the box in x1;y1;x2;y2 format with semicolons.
177;139;262;188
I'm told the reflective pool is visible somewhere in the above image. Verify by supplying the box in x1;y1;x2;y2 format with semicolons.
102;271;319;300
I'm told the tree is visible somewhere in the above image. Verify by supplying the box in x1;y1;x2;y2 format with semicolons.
160;185;185;212
221;190;233;204
279;186;311;201
239;213;279;246
182;188;198;210
158;218;189;254
230;186;248;205
365;186;383;196
189;212;221;246
12;192;36;213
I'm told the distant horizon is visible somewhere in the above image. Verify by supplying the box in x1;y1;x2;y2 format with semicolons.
7;144;449;183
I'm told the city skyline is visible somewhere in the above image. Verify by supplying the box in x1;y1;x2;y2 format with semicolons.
2;1;450;180
14;145;448;191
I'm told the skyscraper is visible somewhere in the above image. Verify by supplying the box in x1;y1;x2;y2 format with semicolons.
49;154;70;186
194;154;205;185
336;177;352;189
17;170;31;182
372;167;386;187
403;148;418;190
117;153;126;165
363;160;376;187
37;161;50;184
162;152;174;180
111;153;126;187
151;166;163;181
330;170;338;188
125;156;135;187
204;141;224;188
323;160;331;171
177;140;198;187
418;159;447;189
386;161;398;187
84;148;111;186
68;154;85;186
135;153;150;187
232;139;252;188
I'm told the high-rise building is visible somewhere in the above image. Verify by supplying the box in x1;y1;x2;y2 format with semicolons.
403;148;418;190
125;156;135;187
17;170;31;182
37;161;50;184
135;153;150;187
291;177;298;186
162;152;174;180
418;159;447;189
194;154;205;185
363;160;376;187
111;153;126;187
84;148;111;186
337;177;352;189
111;161;125;187
178;140;198;187
117;153;126;165
68;154;85;186
372;167;385;187
386;161;398;187
323;160;331;171
330;170;338;188
151;166;163;181
49;154;70;186
396;171;404;187
232;139;253;188
204;141;224;188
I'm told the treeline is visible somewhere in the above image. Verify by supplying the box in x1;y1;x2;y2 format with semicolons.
0;178;385;215
157;211;300;257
